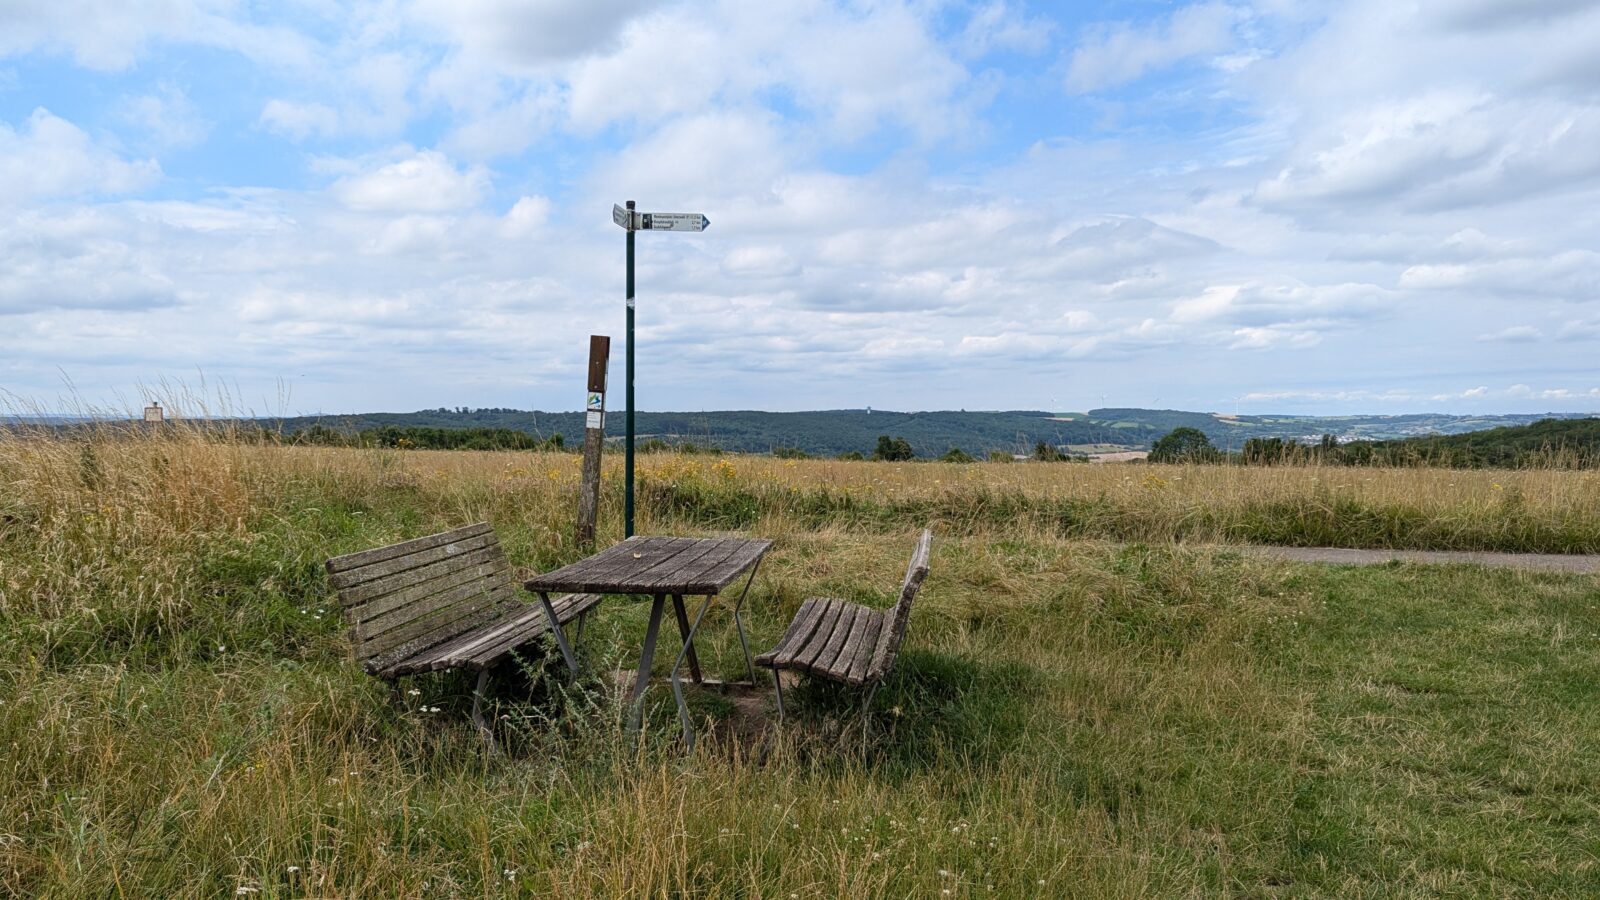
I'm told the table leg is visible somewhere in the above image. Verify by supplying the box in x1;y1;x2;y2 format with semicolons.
730;558;762;686
669;594;717;750
538;591;579;679
628;594;667;732
671;593;704;684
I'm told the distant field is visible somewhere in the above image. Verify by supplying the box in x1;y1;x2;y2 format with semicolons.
3;431;1599;895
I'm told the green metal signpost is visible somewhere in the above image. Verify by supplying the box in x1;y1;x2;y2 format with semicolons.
612;201;710;538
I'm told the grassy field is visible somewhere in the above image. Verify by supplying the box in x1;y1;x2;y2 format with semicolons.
2;431;1599;896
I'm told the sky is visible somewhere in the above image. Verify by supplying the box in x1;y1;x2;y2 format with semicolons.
1;0;1598;417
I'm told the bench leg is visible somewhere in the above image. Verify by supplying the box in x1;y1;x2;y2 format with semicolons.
470;669;495;751
859;681;881;754
771;667;785;722
574;608;589;649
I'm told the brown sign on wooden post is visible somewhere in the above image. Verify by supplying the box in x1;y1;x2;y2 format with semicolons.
587;335;610;393
576;335;610;548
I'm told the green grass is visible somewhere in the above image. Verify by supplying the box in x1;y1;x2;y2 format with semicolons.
3;438;1599;895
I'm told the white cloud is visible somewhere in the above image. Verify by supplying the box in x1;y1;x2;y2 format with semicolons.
957;1;1053;59
411;0;661;67
329;150;489;213
0;108;159;204
501;196;552;237
5;1;1600;415
721;246;800;279
0;0;317;71
259;100;341;140
122;84;208;148
1170;281;1388;328
1254;93;1600;211
1065;2;1239;93
1226;325;1322;350
1476;325;1542;342
563;0;975;141
1556;318;1600;341
1400;251;1600;301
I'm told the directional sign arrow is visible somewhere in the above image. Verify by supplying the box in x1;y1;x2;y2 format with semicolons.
612;203;638;230
638;212;708;232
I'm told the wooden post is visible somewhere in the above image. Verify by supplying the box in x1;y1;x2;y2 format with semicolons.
577;335;610;549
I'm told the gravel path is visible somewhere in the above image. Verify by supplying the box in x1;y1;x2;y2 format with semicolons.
1235;546;1600;574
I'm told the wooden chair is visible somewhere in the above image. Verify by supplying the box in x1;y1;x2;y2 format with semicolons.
755;529;932;720
325;522;600;741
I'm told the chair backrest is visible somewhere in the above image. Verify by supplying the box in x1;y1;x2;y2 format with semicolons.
325;522;517;674
866;528;933;683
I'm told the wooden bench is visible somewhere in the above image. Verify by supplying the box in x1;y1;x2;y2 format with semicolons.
755;528;932;719
326;522;600;739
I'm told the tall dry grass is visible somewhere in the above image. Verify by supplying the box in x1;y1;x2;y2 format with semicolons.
3;427;1599;895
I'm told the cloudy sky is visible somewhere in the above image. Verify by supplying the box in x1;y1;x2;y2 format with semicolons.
2;0;1598;416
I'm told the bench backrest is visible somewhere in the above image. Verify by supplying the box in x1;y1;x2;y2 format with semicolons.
866;528;933;683
325;522;518;674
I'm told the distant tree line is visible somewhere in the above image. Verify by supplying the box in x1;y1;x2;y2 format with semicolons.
287;424;565;451
251;417;1600;470
1146;419;1600;469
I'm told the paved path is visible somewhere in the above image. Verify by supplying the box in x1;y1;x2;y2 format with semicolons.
1235;546;1600;574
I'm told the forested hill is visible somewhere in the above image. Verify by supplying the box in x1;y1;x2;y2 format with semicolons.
253;407;1600;458
266;409;1150;457
1085;408;1592;446
1363;417;1600;468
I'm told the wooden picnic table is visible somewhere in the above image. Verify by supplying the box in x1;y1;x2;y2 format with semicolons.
524;535;772;748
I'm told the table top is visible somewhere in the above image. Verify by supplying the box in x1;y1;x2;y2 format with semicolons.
524;535;772;595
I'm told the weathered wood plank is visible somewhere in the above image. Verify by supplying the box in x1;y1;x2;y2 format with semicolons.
807;604;858;676
358;582;513;661
609;537;713;588
356;567;506;639
524;537;771;595
338;544;507;607
347;546;509;624
328;530;499;589
755;597;824;666
683;539;772;594
797;600;845;671
446;593;602;670
839;609;882;683
769;598;832;667
640;539;732;590
381;592;603;678
365;592;519;677
867;529;933;683
326;523;492;574
524;536;694;592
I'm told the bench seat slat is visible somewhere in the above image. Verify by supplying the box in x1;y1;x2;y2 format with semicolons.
843;613;882;684
807;604;858;676
441;593;601;670
797;601;846;671
754;598;825;668
381;593;602;678
779;598;836;667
